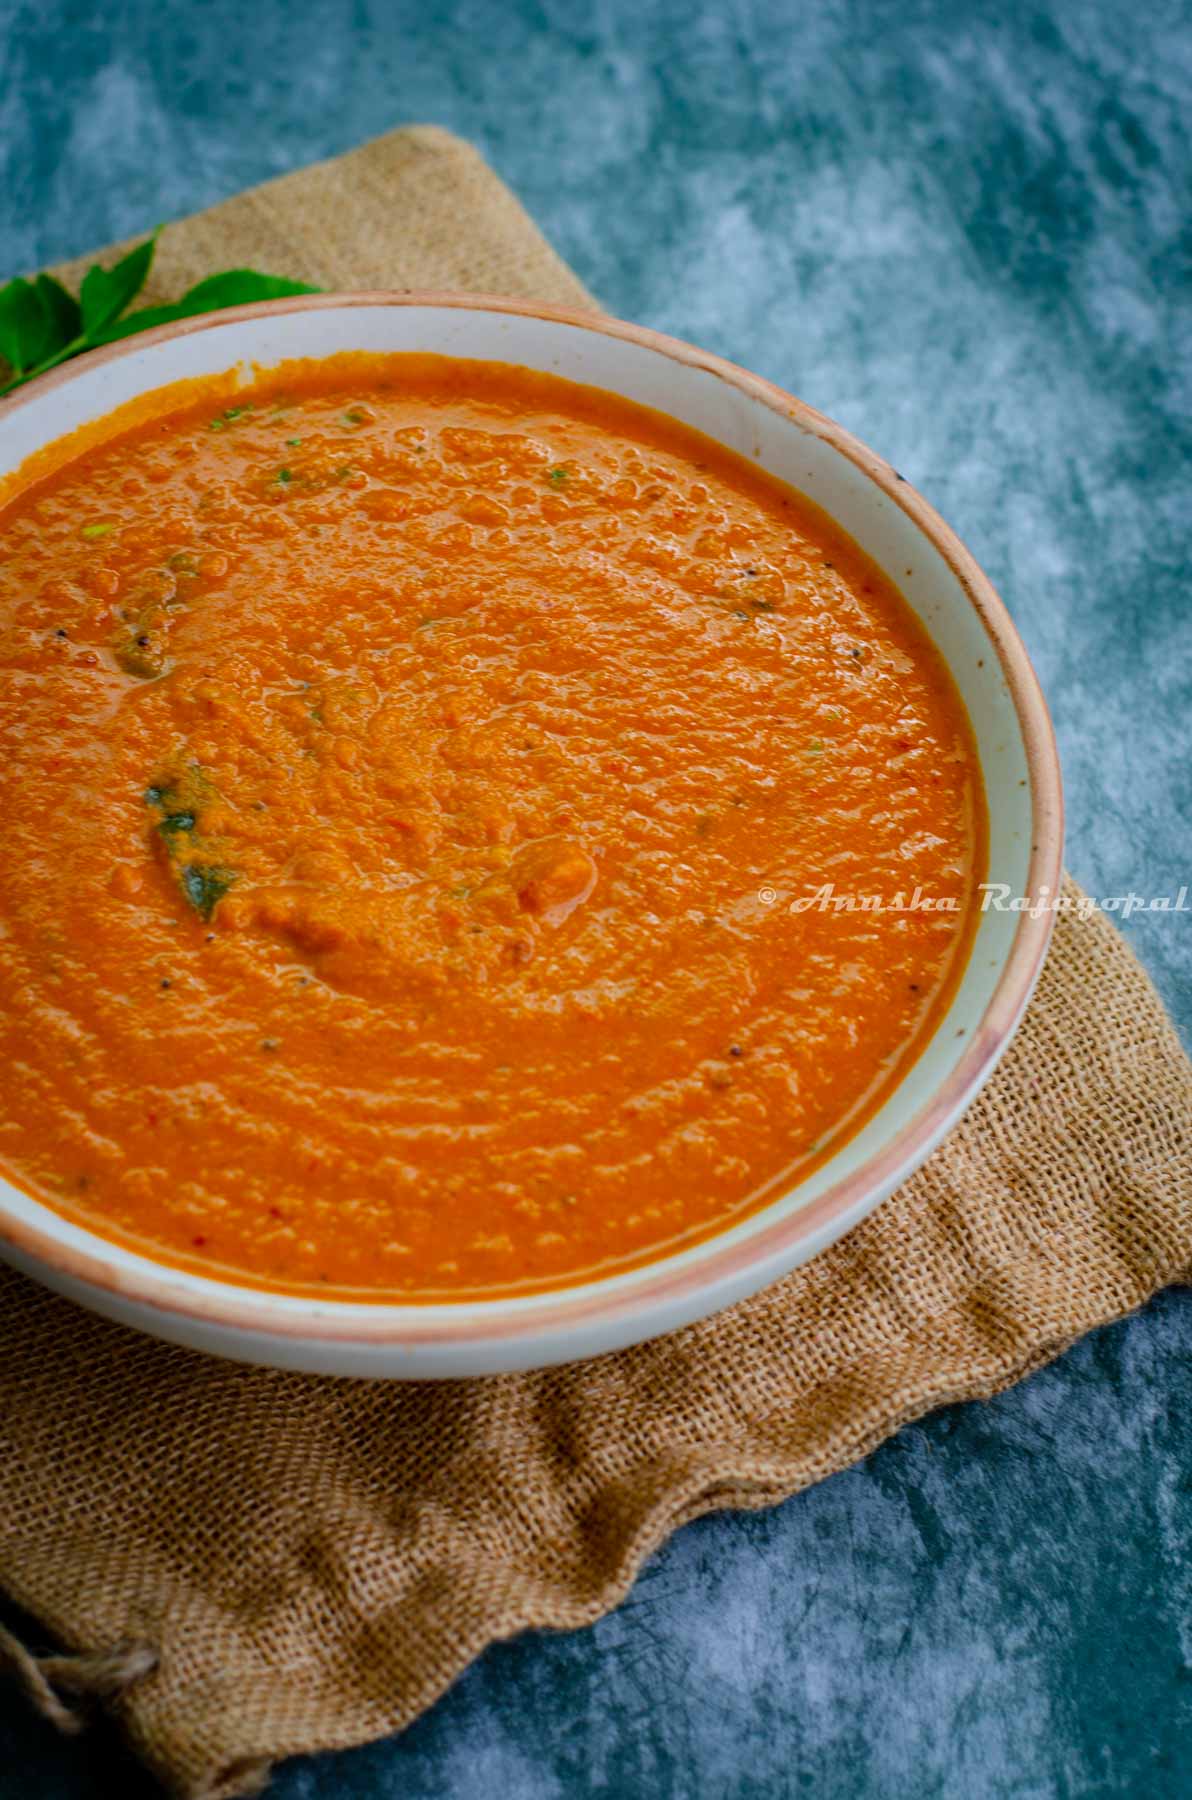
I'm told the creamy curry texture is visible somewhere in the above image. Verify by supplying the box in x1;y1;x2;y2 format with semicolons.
0;355;983;1296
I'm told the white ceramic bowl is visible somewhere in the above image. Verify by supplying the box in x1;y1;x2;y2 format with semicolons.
0;295;1062;1376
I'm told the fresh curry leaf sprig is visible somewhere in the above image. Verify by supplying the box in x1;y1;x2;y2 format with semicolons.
0;228;319;398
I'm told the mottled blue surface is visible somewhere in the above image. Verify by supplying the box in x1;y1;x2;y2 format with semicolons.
1;1;1189;1794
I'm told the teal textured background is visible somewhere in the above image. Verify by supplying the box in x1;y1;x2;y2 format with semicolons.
1;1;1189;1795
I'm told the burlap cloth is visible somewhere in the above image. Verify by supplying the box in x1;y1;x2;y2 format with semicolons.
1;126;1190;1800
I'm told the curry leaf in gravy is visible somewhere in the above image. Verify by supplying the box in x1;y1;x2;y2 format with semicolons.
114;626;168;679
145;772;237;920
180;864;236;919
209;405;256;431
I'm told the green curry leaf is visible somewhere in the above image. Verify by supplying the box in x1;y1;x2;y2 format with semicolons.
89;271;320;348
0;274;82;374
0;229;320;399
78;230;160;335
171;269;319;312
0;279;45;373
32;274;83;357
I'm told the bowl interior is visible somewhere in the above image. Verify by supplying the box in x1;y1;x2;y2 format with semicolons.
0;299;1059;1370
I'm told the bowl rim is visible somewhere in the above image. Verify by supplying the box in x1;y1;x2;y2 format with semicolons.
0;289;1064;1348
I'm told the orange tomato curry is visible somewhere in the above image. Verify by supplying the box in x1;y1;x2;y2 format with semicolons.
0;355;984;1297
